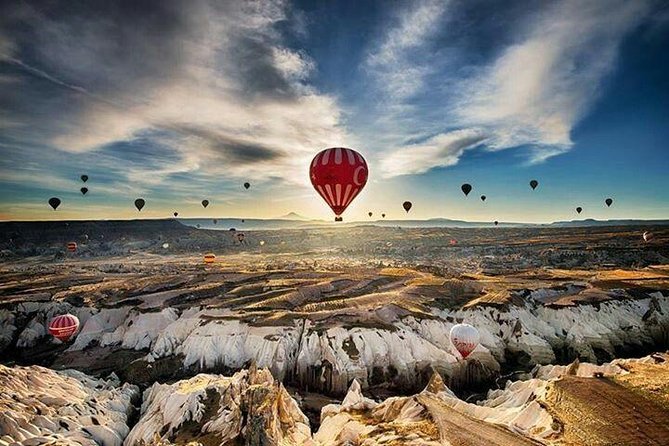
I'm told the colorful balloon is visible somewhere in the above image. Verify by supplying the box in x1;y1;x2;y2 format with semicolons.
48;314;80;342
67;242;77;252
173;212;179;217
450;323;480;359
530;180;538;190
134;198;145;211
48;197;61;210
310;147;368;221
403;201;412;213
204;253;216;264
368;212;373;217
461;183;472;196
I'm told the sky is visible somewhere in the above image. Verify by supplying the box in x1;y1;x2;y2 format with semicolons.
0;0;667;223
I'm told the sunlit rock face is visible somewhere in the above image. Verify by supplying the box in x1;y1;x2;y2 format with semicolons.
124;366;311;446
0;365;138;446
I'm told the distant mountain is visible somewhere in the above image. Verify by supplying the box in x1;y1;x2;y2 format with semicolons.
277;212;310;220
549;219;669;227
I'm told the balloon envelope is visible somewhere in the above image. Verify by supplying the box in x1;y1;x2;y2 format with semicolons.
461;183;472;196
80;175;88;183
201;200;209;208
48;197;61;210
643;231;653;242
134;198;145;211
480;195;486;202
80;187;88;195
244;182;250;189
576;207;582;214
310;147;368;220
450;323;480;359
174;212;178;217
605;198;613;207
368;212;373;217
530;180;538;190
48;314;80;342
403;201;412;212
67;242;77;252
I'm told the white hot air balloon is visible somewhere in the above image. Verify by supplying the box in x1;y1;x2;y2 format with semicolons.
450;323;480;359
643;231;653;243
162;243;169;249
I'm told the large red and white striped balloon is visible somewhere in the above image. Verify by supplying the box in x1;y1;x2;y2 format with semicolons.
310;147;368;221
450;323;480;359
48;314;80;342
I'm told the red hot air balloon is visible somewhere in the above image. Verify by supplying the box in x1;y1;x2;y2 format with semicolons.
310;148;368;221
48;314;80;342
450;323;480;359
67;242;77;252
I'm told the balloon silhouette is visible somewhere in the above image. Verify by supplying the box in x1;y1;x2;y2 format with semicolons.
403;201;412;212
80;175;88;183
134;198;145;211
530;180;538;190
382;213;386;218
80;187;88;195
201;200;209;208
368;212;373;217
576;207;582;214
494;221;499;226
48;197;61;210
310;147;368;221
244;182;250;189
461;183;472;196
605;198;613;207
173;212;178;217
48;314;80;342
480;195;486;202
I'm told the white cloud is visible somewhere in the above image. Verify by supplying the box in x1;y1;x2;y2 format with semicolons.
380;129;486;177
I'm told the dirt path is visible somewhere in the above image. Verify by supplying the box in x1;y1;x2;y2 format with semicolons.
546;376;669;445
416;393;543;446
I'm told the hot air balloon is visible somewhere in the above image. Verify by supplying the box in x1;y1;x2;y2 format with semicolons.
368;212;373;217
134;198;145;211
449;239;457;245
530;180;538;190
48;314;80;342
403;201;412;213
162;243;169;249
80;187;88;195
173;212;179;217
576;207;582;214
259;240;265;246
382;213;386;218
196;224;201;228
201;200;209;208
241;219;245;223
244;182;250;189
310;147;368;221
494;221;499;226
480;195;486;202
48;197;61;210
213;219;218;224
229;228;236;232
643;231;653;242
237;232;245;243
605;198;613;207
204;253;216;264
80;175;88;183
450;323;479;359
461;183;472;196
67;242;77;252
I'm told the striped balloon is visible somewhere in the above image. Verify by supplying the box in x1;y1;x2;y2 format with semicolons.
204;253;216;264
310;148;368;221
450;323;480;359
48;314;80;342
67;242;77;252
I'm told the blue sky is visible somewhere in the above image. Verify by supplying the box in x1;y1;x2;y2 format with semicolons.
0;0;667;222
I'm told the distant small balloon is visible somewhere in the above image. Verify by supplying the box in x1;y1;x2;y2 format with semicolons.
80;175;88;183
368;212;373;217
201;199;209;208
134;198;145;211
530;180;538;190
643;231;653;242
494;221;499;226
403;201;412;212
213;219;218;224
244;182;250;189
48;314;80;342
605;198;613;207
162;243;169;249
382;213;386;218
259;240;265;246
480;195;486;202
80;187;88;195
461;183;472;196
576;207;582;214
48;197;61;210
174;212;179;217
241;219;245;223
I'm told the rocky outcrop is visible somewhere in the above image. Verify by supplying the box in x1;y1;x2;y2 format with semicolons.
0;365;138;446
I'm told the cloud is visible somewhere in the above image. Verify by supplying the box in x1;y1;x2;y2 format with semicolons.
0;0;348;189
379;0;653;177
380;129;487;177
